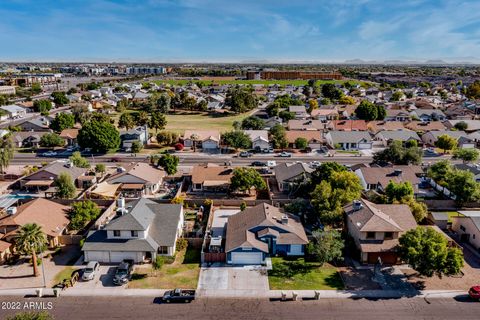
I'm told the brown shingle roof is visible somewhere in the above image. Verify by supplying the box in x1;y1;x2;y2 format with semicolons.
357;166;422;190
285;131;324;144
59;128;79;139
0;198;70;237
328;120;368;131
404;121;446;132
108;162;165;184
367;121;405;134
191;163;233;185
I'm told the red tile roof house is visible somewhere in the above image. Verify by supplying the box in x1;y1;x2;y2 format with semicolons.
0;198;71;248
225;203;308;264
345;199;417;264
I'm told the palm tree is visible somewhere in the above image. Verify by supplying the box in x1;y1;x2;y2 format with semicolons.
0;134;14;174
14;223;47;277
190;134;199;152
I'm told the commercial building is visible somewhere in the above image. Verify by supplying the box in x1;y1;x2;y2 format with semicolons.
246;70;342;80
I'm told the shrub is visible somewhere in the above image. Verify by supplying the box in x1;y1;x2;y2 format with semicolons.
176;238;188;252
153;256;164;270
174;143;184;151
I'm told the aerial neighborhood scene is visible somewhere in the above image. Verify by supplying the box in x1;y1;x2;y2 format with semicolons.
1;1;480;320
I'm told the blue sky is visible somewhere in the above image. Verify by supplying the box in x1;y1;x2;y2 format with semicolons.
1;0;480;62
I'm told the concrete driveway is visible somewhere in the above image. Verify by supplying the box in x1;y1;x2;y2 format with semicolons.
197;265;269;297
74;265;121;289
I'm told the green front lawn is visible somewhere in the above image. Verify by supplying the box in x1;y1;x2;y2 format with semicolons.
128;246;200;289
268;257;344;290
53;266;79;285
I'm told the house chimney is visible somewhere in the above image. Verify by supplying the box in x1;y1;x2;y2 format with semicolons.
353;200;363;211
394;169;403;176
281;215;289;224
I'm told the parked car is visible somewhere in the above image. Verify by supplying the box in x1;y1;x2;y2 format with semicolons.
469;286;480;300
309;161;321;168
162;289;196;303
41;151;57;157
113;260;134;286
258;168;273;174
262;147;274;153
239;151;252;158
267;160;277;167
82;261;100;281
251;161;267;167
277;152;292;157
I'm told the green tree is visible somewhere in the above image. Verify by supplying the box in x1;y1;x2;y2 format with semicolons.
241;116;265;130
51;91;69;105
69;151;90;168
307;229;344;265
149;112;167;133
269;124;288;149
278;110;295;122
453;148;479;163
95;163;106;175
321;83;343;100
222;130;252;150
156;131;178;146
6;311;53;320
0;134;14;173
54;172;76;199
134;111;149;126
446;169;480;205
435;134;457;153
158;154;179;175
398;227;464;277
454;121;468;131
355;100;385;121
115;98;129;113
78;120;120;153
131;141;143;154
266;103;279;117
320;98;331;105
230;167;266;194
427;160;452;186
33;99;52;115
225;87;258;113
69;200;101;230
118;112;135;130
466;80;480;99
240;202;247;211
391;91;404;101
373;140;422;165
294;137;308;150
385;181;414;203
49;113;75;132
310;171;362;225
31;83;42;94
308;99;319;113
14;223;47;277
338;95;355;105
150;92;171;113
40;133;64;147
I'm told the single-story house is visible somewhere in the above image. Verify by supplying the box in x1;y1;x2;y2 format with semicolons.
183;130;221;151
189;163;233;193
285;131;323;149
355;165;423;193
367;121;405;134
225;203;308;264
0;198;70;248
288;105;309;119
0;105;27;120
59;128;80;146
11;131;49;148
444;120;480;133
404;121;446;133
82;198;184;263
454;164;480;182
327;120;368;131
421;130;475;148
274;162;313;192
287;120;325;131
325;131;373;150
310;108;338;122
384;109;412;122
19;161;89;191
410;109;446;122
451;216;480;252
107;163;166;197
17;117;52;131
345;199;417;264
374;130;421;147
244;130;269;151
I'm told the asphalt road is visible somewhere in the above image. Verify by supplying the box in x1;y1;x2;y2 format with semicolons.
11;152;454;167
1;296;479;320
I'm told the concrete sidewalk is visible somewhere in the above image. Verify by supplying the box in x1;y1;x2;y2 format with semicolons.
0;287;466;299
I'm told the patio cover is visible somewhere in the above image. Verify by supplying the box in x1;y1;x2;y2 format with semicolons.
120;183;145;190
24;180;54;186
91;182;120;198
203;180;230;187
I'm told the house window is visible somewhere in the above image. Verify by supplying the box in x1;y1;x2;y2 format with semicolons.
131;230;138;237
195;183;202;190
460;225;466;232
384;232;393;240
113;230;120;237
158;246;168;254
473;234;476;240
366;232;375;239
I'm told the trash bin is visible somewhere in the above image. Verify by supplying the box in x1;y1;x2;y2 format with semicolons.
36;289;43;298
292;291;298;301
314;291;320;300
281;291;286;301
53;289;60;297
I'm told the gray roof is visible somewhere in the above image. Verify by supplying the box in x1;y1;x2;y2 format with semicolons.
40;161;87;179
454;163;480;175
412;109;446;117
289;105;307;113
430;212;449;221
1;104;24;113
84;198;182;252
274;162;313;183
427;130;469;139
375;130;420;141
327;131;372;144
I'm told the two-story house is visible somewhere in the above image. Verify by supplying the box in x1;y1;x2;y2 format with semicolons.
82;198;184;263
345;199;417;264
225;203;308;264
120;125;149;151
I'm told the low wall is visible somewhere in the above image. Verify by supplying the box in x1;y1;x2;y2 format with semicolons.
58;234;83;245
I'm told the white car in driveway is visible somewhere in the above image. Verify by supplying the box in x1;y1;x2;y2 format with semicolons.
82;261;100;281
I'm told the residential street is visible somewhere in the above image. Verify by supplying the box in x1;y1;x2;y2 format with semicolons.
1;296;480;320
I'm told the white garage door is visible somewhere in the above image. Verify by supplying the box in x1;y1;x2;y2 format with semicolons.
231;252;263;265
85;251;110;263
358;143;372;150
110;251;139;263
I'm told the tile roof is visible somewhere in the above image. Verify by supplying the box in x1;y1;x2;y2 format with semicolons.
327;120;368;131
287;120;325;131
108;162;165;184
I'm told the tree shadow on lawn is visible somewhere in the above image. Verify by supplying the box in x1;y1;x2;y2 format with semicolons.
269;260;316;278
131;273;148;281
182;247;201;265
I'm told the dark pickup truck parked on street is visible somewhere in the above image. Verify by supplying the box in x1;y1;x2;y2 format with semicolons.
162;289;196;303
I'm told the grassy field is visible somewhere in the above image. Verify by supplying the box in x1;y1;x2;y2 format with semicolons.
154;79;367;87
53;266;78;285
165;112;250;134
268;257;344;290
128;246;200;289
